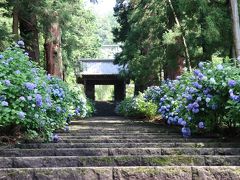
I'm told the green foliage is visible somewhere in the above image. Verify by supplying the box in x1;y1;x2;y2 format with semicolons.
95;85;114;101
113;0;234;91
116;93;158;119
0;6;12;50
0;44;94;140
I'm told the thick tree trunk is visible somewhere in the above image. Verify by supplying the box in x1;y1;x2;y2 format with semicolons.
12;5;19;40
44;22;63;79
164;55;184;80
19;14;40;62
230;0;240;58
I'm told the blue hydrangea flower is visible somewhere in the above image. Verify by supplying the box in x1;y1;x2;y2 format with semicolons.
198;62;204;68
216;64;223;70
205;97;211;103
52;134;60;143
4;80;11;86
210;78;216;84
197;97;202;102
228;80;236;88
17;40;25;46
56;106;62;113
211;104;218;110
15;70;21;74
1;101;8;106
18;111;26;119
0;54;3;59
24;82;37;90
19;96;26;101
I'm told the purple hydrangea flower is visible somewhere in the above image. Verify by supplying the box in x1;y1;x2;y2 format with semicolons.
35;94;43;107
192;82;202;89
187;104;193;111
203;89;209;95
198;122;205;129
228;80;236;88
24;82;37;90
18;111;26;119
194;69;201;76
181;127;191;138
193;102;199;108
181;121;187;126
192;108;199;113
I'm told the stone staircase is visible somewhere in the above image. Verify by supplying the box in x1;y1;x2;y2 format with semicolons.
0;116;240;179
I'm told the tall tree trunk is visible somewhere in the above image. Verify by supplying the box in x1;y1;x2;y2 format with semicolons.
230;0;240;58
167;0;192;71
19;14;40;62
44;21;63;79
12;5;19;41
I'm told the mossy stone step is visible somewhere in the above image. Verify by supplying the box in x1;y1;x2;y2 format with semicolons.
1;148;240;157
1;166;240;180
14;142;240;149
1;155;240;168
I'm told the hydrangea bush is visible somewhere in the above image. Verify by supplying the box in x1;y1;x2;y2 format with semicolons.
0;42;94;140
144;61;240;137
116;93;158;119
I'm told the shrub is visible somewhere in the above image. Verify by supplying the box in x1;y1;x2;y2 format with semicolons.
116;93;158;119
0;42;93;140
145;61;240;136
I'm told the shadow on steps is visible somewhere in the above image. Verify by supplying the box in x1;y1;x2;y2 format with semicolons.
94;101;118;116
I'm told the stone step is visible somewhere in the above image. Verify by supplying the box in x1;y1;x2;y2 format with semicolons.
1;155;240;168
14;142;240;149
67;127;176;133
1;148;240;157
59;134;183;139
58;138;219;143
59;132;180;136
1;166;240;180
69;121;160;126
